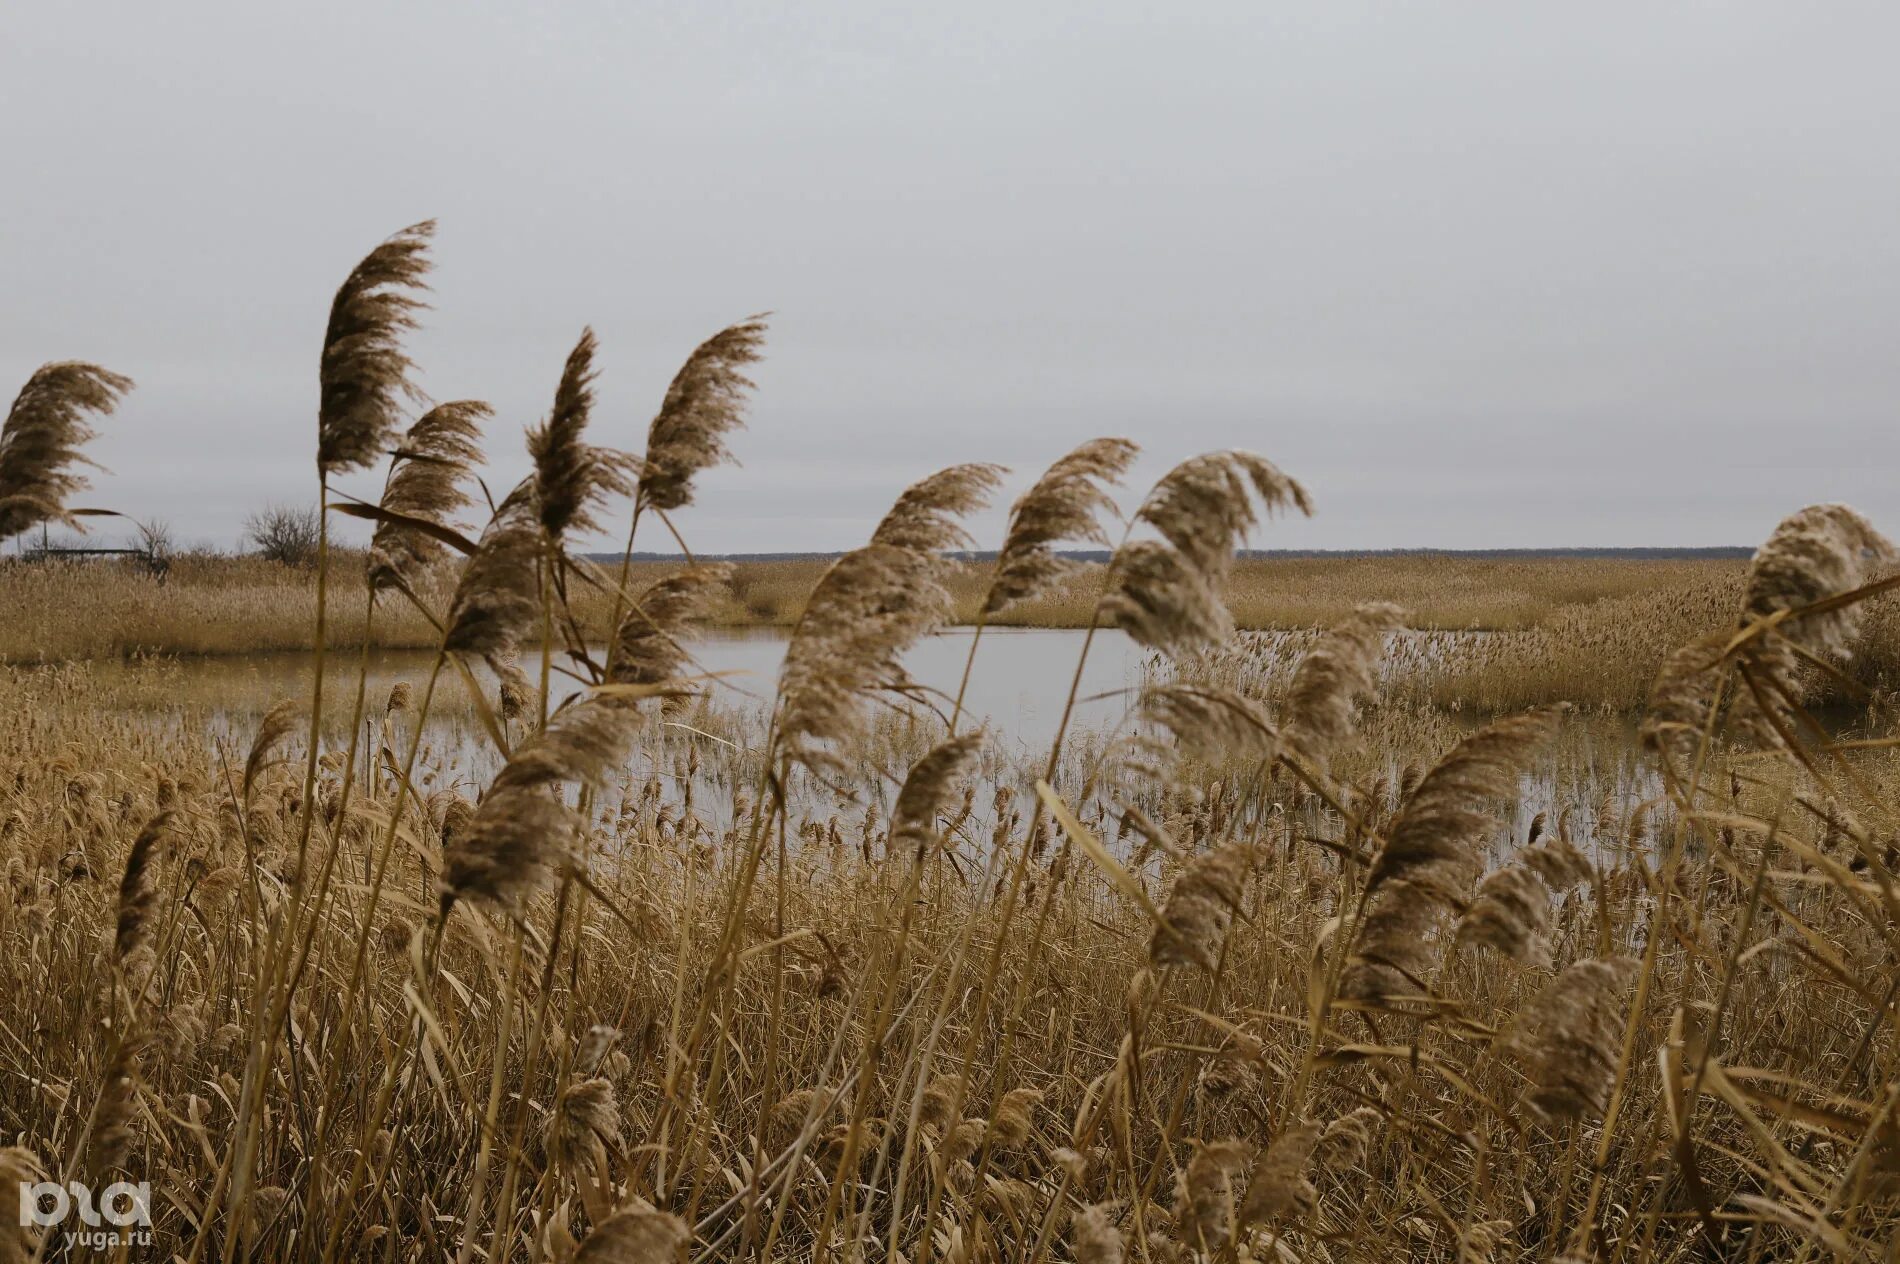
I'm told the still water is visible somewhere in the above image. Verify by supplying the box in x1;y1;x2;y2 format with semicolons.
106;627;1159;772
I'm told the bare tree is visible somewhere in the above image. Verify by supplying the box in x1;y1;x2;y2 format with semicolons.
131;517;175;559
245;503;321;568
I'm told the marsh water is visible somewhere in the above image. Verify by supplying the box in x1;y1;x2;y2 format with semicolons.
98;627;1160;776
80;625;1665;850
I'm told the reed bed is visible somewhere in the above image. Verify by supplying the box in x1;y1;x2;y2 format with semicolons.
12;553;1859;716
0;553;1751;646
0;225;1895;1263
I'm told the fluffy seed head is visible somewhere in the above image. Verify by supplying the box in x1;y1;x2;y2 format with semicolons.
610;564;732;692
890;734;985;858
574;1024;621;1076
243;700;301;801
1099;538;1233;655
870;463;1005;554
528;329;639;544
1509;955;1638;1122
776;543;954;782
368;400;488;594
639;316;768;513
444;479;544;660
1136;684;1278;774
1372;708;1561;897
573;1201;690;1262
1640;632;1726;781
986;438;1140;616
547;1077;621;1173
317;220;432;476
0;361;134;540
1148;841;1251;972
1456;863;1557;966
1339;878;1442;1002
1072;1202;1125;1264
115;811;170;980
441;694;644;918
1239;1120;1320;1227
1731;503;1893;746
983;1086;1042;1150
1102;450;1309;656
1343;709;1559;1001
1314;1106;1382;1175
1171;1139;1251;1254
1137;450;1311;577
1283;602;1406;769
86;1036;143;1183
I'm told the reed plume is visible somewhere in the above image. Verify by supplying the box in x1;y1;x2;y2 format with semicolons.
1523;832;1593;892
1337;877;1441;1004
1140;450;1311;575
870;462;1005;553
494;653;534;721
608;564;732;688
1730;503;1892;746
546;1076;621;1174
528;329;638;545
889;734;984;858
1072;1202;1125;1264
1172;1138;1250;1254
574;1024;621;1076
1283;602;1405;769
316;220;433;477
1639;632;1726;782
1098;540;1233;654
440;693;644;918
0;361;134;540
573;1201;690;1262
985;438;1140;616
1343;708;1560;1001
368;400;489;594
638;315;768;513
114;811;170;983
1369;708;1561;896
765;1087;833;1149
244;700;302;800
777;466;990;779
1455;864;1557;966
983;1085;1043;1150
443;479;544;660
777;544;951;780
1508;955;1637;1122
1102;450;1309;654
86;1035;144;1182
1137;684;1277;771
1239;1120;1320;1226
1148;841;1251;972
1313;1106;1381;1175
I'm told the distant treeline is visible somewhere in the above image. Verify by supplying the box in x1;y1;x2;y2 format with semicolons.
590;545;1755;564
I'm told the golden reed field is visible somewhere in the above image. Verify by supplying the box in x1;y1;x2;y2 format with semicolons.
2;222;1897;1262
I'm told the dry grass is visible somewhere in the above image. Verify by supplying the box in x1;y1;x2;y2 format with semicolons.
11;552;1854;717
4;621;1897;1261
0;552;1755;654
2;231;1896;1263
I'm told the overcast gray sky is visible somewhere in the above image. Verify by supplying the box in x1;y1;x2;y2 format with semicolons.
4;3;1897;554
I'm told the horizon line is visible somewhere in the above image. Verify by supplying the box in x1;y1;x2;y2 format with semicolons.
586;545;1756;562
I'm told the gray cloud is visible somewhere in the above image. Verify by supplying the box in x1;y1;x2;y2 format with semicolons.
4;2;1895;553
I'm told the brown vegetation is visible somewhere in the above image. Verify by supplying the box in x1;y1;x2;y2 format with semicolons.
1;224;1896;1263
